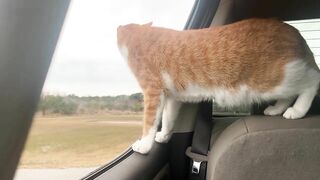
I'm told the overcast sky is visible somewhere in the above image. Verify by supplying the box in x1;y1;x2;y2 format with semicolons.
42;0;320;97
42;0;194;96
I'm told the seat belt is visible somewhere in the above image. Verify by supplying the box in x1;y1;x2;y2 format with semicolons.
186;101;213;180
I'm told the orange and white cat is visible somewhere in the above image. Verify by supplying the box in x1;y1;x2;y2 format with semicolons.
117;18;320;154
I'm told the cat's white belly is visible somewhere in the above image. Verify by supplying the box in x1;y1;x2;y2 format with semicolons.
161;60;320;107
163;80;266;106
172;84;261;106
161;72;263;106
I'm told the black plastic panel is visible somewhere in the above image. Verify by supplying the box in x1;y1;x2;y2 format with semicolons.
91;132;194;180
0;1;70;179
184;0;221;29
169;132;193;180
232;0;320;21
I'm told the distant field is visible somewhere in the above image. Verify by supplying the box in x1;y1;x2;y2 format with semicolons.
18;113;142;168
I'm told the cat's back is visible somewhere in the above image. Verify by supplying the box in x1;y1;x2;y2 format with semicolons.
118;19;316;94
160;18;315;92
163;18;309;68
194;18;305;58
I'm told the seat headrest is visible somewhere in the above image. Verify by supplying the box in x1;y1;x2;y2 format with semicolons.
207;115;320;180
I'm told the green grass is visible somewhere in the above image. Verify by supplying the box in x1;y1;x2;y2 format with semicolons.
19;113;142;168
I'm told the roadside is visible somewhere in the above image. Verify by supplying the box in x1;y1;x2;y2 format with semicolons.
14;167;97;180
19;113;142;168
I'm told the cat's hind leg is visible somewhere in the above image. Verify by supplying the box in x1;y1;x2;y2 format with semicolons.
132;91;165;154
264;98;295;116
283;84;319;119
155;97;182;143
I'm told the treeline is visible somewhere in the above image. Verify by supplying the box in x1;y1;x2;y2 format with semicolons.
38;93;143;115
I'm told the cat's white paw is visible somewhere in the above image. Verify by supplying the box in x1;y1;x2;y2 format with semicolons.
283;107;305;119
264;105;284;116
132;137;154;154
155;132;171;143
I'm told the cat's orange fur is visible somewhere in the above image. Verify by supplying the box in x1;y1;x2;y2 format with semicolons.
117;18;316;138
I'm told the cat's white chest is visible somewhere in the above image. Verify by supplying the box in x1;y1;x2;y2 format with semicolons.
118;45;129;62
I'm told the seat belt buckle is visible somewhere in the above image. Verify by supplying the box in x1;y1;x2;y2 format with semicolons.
191;160;202;174
185;147;208;175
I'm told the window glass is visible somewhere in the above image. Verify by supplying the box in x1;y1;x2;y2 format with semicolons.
287;19;320;66
15;0;194;179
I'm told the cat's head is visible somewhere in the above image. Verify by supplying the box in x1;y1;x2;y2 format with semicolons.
117;22;153;47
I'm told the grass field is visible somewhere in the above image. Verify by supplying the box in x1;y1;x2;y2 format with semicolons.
18;113;142;168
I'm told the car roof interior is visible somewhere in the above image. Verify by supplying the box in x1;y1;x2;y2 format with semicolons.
212;0;320;24
1;0;319;180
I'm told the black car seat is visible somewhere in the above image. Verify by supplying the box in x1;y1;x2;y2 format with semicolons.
207;115;320;180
